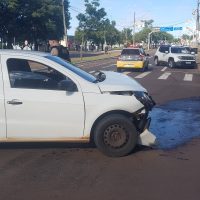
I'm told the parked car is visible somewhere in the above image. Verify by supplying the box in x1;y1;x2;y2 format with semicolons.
117;48;149;72
154;45;196;68
0;50;156;157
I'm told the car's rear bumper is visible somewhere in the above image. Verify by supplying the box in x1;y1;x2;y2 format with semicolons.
117;60;145;68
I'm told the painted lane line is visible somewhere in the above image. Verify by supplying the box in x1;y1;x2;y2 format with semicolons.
161;67;168;72
89;71;95;73
123;71;131;75
135;72;151;79
158;72;171;80
184;74;193;81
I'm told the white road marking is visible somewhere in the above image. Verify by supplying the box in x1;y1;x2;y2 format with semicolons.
184;74;193;81
158;72;171;80
89;71;95;73
135;72;151;79
149;64;152;66
161;67;168;72
123;71;131;75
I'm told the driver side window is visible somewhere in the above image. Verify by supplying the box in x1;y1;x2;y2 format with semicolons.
7;58;75;91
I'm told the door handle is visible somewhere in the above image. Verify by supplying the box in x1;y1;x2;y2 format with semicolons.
7;99;23;105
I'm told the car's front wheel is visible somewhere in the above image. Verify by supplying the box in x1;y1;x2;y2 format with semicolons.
168;59;175;68
94;114;138;157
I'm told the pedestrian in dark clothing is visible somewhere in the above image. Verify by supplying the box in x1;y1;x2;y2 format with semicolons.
49;39;71;62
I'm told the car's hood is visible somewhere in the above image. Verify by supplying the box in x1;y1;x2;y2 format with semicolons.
96;71;146;92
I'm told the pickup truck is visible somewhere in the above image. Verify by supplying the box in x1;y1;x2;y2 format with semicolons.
0;50;156;157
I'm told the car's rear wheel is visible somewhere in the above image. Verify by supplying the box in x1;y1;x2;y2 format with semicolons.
168;59;175;68
94;114;138;157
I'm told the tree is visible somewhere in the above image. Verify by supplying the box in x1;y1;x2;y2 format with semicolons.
142;19;154;28
134;28;151;43
0;0;71;48
120;28;133;45
152;31;174;43
76;0;107;48
182;34;192;40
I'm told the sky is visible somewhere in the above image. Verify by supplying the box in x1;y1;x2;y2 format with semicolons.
68;0;197;37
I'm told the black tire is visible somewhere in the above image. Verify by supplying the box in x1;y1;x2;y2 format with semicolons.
117;68;122;72
140;66;145;72
154;57;159;66
168;59;175;68
94;114;138;157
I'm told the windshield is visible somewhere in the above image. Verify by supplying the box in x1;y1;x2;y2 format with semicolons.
46;56;96;83
171;47;190;54
121;49;140;55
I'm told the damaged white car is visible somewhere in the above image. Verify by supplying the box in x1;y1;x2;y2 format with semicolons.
0;50;156;157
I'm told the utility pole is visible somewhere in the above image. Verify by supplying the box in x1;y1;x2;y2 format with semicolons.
132;12;136;45
62;0;68;48
196;0;200;46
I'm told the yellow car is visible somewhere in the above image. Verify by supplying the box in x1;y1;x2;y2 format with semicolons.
117;48;149;72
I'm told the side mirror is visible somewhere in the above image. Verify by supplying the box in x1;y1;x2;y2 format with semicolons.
58;80;78;92
165;51;169;54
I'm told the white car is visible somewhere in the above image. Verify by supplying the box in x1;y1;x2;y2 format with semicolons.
0;50;155;157
154;45;196;68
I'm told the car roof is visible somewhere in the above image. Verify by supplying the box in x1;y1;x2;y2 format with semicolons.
122;48;140;50
0;49;50;57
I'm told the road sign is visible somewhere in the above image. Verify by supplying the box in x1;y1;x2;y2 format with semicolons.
173;27;183;31
160;27;174;32
152;27;160;32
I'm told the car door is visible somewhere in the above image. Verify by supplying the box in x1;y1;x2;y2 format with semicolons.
0;57;6;138
162;46;170;63
2;55;85;140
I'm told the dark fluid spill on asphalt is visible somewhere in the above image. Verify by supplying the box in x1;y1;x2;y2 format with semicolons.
149;97;200;149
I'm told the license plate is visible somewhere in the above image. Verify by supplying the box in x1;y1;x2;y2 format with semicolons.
186;62;191;64
125;64;133;67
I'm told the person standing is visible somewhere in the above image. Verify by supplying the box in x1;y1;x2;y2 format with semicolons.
23;40;31;50
49;38;71;62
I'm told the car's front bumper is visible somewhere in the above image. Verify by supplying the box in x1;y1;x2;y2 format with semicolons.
133;94;156;133
175;60;196;67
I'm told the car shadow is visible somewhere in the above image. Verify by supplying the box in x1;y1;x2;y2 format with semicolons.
0;141;96;149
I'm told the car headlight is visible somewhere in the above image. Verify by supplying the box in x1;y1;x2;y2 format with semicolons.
133;91;155;110
178;56;184;60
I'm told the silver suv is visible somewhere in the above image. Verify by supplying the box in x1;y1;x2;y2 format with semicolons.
154;45;196;68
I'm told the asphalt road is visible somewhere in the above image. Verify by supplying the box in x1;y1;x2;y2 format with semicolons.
1;52;200;200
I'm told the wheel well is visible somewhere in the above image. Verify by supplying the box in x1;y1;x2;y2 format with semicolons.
168;57;174;62
89;110;132;143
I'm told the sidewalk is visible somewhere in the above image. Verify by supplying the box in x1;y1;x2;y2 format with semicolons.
196;52;200;73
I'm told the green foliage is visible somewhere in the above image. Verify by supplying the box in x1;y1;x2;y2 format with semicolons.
134;28;151;43
142;19;154;28
76;0;107;45
0;0;71;45
182;34;192;40
120;28;133;45
152;31;174;43
76;0;120;47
